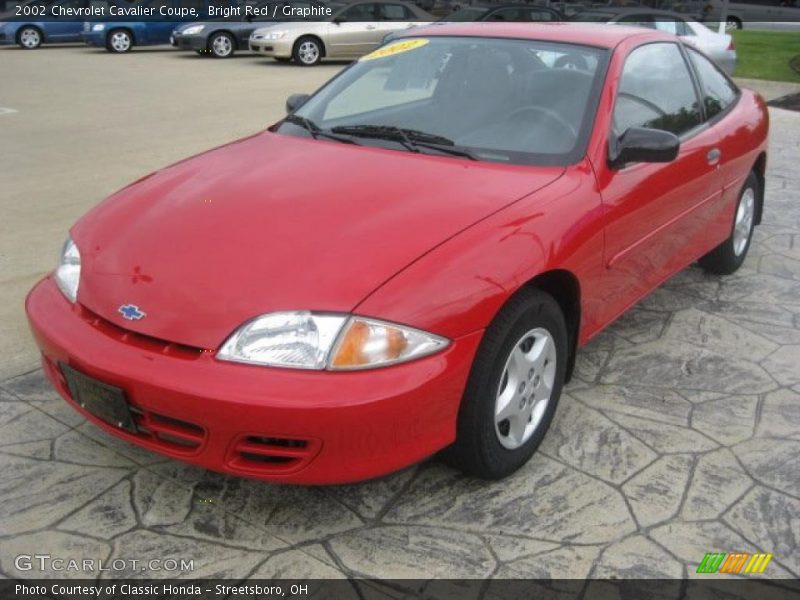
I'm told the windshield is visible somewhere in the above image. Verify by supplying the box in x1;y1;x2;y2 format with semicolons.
277;36;608;166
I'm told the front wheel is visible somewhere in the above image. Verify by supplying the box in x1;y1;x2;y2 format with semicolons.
293;36;321;66
699;171;758;275
209;32;234;58
18;26;42;49
443;288;567;479
106;29;133;53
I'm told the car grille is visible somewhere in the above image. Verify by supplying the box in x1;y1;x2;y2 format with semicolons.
227;434;321;474
77;305;204;360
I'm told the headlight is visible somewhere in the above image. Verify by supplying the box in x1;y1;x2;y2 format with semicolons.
182;25;204;35
261;31;287;40
217;312;448;370
55;236;81;303
91;23;105;31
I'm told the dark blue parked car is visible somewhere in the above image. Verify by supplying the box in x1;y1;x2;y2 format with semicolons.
0;0;112;49
82;0;211;52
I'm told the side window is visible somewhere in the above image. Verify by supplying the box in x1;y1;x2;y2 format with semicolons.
687;47;738;120
379;3;411;19
340;3;377;21
486;8;523;20
528;9;556;20
614;42;702;136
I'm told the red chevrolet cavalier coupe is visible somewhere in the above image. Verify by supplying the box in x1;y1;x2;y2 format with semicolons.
26;24;768;484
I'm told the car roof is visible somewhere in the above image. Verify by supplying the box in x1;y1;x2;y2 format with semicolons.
400;22;672;48
460;3;558;9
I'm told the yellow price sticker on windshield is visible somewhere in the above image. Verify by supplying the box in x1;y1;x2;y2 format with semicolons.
361;38;429;61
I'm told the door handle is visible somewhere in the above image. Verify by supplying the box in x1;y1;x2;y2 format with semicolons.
365;24;377;30
707;148;722;165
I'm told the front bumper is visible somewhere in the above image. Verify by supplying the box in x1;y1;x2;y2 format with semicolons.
172;33;206;51
249;37;293;58
26;277;481;484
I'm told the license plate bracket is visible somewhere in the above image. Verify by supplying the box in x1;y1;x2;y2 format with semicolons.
60;364;137;433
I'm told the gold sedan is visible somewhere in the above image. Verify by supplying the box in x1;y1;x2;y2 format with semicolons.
249;0;434;65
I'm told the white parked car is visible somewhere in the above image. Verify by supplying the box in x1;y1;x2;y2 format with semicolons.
571;8;737;74
249;0;434;65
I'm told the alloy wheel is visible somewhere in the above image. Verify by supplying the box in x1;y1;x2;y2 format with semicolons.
733;187;755;257
494;327;557;450
212;34;232;57
298;41;319;65
110;31;131;52
20;28;41;49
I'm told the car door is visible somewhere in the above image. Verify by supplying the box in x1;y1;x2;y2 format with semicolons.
684;46;750;248
595;41;723;319
324;2;380;58
45;0;88;40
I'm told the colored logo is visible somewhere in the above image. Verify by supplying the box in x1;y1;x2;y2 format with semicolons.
696;552;773;575
118;304;146;321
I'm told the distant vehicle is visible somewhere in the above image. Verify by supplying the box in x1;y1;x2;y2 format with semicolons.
700;0;800;30
82;0;214;52
570;8;736;74
0;0;112;49
171;0;327;58
439;3;562;21
249;0;434;65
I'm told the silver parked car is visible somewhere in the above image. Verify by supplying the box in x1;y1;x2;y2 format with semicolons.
249;0;434;65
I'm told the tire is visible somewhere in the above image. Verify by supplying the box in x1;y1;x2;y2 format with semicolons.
555;53;588;70
209;32;234;58
726;17;743;31
106;29;133;53
699;171;759;275
17;26;42;49
292;36;322;66
443;288;567;479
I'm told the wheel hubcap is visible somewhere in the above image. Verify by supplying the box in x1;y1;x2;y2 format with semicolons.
213;36;231;56
112;32;130;51
298;41;318;64
733;188;755;257
21;29;39;48
494;327;557;450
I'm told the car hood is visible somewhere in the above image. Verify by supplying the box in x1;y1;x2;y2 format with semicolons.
72;131;564;349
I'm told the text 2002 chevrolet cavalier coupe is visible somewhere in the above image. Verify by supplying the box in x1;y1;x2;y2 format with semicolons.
26;24;768;484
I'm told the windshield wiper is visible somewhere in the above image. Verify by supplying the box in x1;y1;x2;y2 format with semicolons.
330;125;478;160
284;114;360;146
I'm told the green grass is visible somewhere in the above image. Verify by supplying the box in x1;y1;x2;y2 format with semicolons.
732;30;800;83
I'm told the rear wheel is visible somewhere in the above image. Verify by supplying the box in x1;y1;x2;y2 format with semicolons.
209;32;234;58
725;17;743;31
106;29;133;53
699;171;758;275
293;36;321;66
443;289;567;479
18;26;42;49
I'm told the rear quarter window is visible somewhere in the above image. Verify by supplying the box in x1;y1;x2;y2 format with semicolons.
687;47;739;120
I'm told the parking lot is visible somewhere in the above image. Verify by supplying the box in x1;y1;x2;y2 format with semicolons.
1;45;799;584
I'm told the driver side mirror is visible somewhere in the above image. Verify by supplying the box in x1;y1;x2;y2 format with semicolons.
333;16;344;24
609;127;680;169
285;93;310;114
